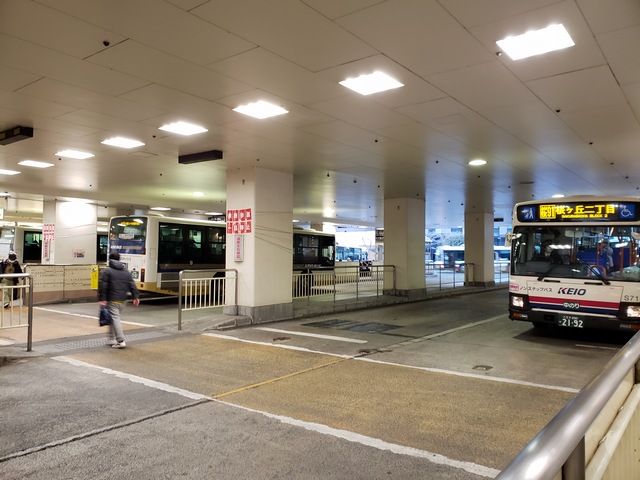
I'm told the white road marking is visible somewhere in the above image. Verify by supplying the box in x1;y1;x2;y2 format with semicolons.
202;332;578;393
202;332;352;358
0;338;15;345
52;356;208;400
221;401;500;478
35;306;153;327
575;344;618;351
357;357;579;393
53;356;499;478
255;327;368;344
414;315;505;341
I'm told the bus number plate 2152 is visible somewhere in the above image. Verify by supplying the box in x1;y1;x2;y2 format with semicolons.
558;315;584;328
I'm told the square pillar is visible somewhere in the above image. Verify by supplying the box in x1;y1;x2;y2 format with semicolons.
224;167;293;323
383;198;426;297
42;200;97;264
464;212;495;286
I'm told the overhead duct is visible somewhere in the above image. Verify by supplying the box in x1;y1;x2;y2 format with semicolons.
0;126;33;146
178;150;223;164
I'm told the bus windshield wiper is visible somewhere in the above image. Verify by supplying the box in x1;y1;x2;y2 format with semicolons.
537;264;557;281
575;258;610;285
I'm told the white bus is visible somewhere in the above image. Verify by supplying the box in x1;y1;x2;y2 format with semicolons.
508;196;640;331
109;215;335;293
433;245;511;271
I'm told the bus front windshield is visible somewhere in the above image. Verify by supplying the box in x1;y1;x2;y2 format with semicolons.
109;217;147;255
511;225;640;282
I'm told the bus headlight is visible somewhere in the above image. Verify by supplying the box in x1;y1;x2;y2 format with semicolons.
511;295;524;308
626;305;640;318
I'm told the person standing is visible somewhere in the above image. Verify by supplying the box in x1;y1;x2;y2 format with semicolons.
98;252;140;348
1;251;22;307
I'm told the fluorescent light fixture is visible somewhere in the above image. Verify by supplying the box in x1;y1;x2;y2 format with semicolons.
468;159;487;166
233;100;288;119
339;71;404;95
18;160;54;169
0;169;20;175
193;191;204;197
159;121;207;136
205;212;223;216
292;219;300;223
496;24;575;61
101;136;145;149
150;207;171;211
55;149;94;159
551;193;565;198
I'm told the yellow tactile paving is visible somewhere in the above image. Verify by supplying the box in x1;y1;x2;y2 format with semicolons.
67;334;573;470
0;308;144;344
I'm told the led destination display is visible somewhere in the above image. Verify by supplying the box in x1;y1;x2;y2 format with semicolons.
517;202;639;223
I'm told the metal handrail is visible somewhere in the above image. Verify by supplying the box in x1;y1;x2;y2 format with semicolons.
0;273;34;351
496;330;640;480
178;269;238;331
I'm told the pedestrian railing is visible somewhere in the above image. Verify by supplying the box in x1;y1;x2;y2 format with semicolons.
293;265;396;301
425;262;474;291
0;273;34;351
178;269;238;330
497;329;640;480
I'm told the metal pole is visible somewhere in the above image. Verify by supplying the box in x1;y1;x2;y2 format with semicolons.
27;274;33;352
178;270;183;331
356;266;359;300
562;437;585;480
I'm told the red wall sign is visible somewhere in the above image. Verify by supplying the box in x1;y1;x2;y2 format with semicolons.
227;208;252;235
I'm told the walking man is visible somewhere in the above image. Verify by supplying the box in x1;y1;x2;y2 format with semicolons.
98;252;140;348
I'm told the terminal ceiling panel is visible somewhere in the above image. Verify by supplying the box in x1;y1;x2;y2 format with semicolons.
0;0;637;227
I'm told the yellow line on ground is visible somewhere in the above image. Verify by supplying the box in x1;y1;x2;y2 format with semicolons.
213;357;346;400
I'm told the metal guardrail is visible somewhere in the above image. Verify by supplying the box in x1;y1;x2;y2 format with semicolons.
177;269;238;330
0;273;34;351
496;330;640;480
292;265;396;301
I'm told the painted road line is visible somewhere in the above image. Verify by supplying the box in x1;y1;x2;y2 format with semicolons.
217;401;500;478
255;327;368;344
397;315;505;346
202;332;352;358
203;332;577;393
357;357;579;393
53;356;499;478
575;344;618;351
53;356;208;400
35;307;153;327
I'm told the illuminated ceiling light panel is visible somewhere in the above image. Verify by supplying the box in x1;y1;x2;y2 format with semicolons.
159;121;208;136
18;160;54;168
0;169;20;175
468;159;487;166
150;207;171;211
101;136;145;149
205;212;223;216
193;191;204;197
551;193;565;198
339;71;404;95
496;24;575;61
55;149;94;159
233;100;288;119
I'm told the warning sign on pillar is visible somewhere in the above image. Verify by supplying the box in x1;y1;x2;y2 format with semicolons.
234;234;244;262
226;208;252;235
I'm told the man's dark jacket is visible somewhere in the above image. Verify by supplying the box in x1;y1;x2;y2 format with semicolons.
98;259;139;302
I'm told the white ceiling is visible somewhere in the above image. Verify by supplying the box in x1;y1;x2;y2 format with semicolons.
0;0;638;227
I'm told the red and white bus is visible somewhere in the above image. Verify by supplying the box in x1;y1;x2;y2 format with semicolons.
508;196;640;331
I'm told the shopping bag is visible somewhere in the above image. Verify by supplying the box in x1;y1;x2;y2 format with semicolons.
99;306;112;326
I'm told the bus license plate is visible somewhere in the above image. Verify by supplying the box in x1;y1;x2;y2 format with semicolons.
558;315;584;328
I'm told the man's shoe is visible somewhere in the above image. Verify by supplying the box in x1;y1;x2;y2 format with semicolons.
111;341;126;349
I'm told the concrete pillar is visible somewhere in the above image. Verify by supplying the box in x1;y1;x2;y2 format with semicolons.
42;200;97;264
383;198;425;297
464;212;494;286
224;167;293;323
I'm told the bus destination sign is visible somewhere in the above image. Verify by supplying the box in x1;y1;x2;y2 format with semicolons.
517;202;639;223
